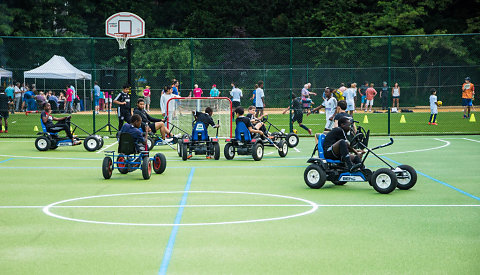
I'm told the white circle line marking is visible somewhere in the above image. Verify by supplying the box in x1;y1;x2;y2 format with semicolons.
42;191;319;226
378;138;450;155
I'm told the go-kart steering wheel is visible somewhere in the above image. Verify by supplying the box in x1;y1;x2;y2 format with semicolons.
261;115;269;122
349;132;364;149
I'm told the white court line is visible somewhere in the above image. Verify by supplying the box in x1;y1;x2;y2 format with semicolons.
1;204;479;209
293;147;300;152
379;138;450;155
96;141;118;153
462;138;480;143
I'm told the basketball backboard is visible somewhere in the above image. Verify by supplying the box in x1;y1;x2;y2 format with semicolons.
106;12;145;38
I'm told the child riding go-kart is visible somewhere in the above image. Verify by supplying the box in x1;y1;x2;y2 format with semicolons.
304;117;417;194
260;114;299;148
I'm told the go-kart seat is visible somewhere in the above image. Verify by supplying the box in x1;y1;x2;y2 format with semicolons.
318;134;341;163
192;122;209;141
117;132;138;155
40;118;58;136
235;122;252;142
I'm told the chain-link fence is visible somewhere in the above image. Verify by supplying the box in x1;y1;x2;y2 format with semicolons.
0;34;479;137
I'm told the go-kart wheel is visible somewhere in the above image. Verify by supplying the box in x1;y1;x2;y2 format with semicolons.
252;143;264;161
332;181;347;185
224;143;235;160
35;136;51;151
102;157;113;179
98;137;104;149
395;165;417;190
304;164;327;189
177;141;183;157
278;140;288;157
84;136;100;152
370;168;398;194
50;142;58;150
213;142;220;160
286;133;299;148
147;137;155;151
117;155;128;174
181;143;188;161
153;153;167;174
141;156;152;180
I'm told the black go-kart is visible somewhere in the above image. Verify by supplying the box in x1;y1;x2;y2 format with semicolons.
261;115;299;148
146;131;178;151
304;129;417;194
102;132;166;180
177;121;221;161
36;117;104;152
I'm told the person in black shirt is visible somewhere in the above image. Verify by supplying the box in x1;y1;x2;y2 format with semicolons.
119;114;146;152
113;85;132;130
235;106;264;137
246;106;267;135
323;116;363;171
133;98;171;140
333;100;355;129
40;103;81;145
193;107;219;130
282;93;312;135
0;90;9;133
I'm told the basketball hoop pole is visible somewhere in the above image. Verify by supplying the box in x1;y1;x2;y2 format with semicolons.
127;39;132;87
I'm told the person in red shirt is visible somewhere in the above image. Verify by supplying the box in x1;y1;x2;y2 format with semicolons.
365;83;377;112
65;85;73;113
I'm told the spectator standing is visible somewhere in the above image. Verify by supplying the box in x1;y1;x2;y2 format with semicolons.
58;92;66;112
343;83;357;116
359;81;368;112
5;84;14;114
160;86;180;117
143;85;151;112
250;84;258;106
462;77;475;119
104;91;112;112
14;82;22;112
0;89;9;133
65;85;73;113
365;83;377;112
301;83;317;109
429;88;439;125
172;80;179;96
380;81;389;110
99;88;105;111
94;81;101;114
230;82;243;110
392;82;400;112
113;85;132;129
255;81;265;117
209;84;220;97
189;84;203;97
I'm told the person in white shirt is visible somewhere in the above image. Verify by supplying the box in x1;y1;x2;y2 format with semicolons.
160;85;180;118
255;80;265;117
14;82;23;112
343;83;357;115
310;87;338;132
230;82;243;109
428;88;439;125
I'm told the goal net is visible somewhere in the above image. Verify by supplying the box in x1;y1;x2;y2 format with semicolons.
166;97;233;139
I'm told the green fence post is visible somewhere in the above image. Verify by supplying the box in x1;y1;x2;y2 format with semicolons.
91;37;96;133
190;38;194;90
387;35;392;135
289;37;293;133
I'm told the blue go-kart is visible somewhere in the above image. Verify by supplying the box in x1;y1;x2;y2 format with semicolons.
224;122;266;161
177;121;221;161
304;131;417;194
35;118;104;152
102;132;167;180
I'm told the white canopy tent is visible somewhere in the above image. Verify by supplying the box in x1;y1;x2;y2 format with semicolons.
0;68;12;78
23;55;91;110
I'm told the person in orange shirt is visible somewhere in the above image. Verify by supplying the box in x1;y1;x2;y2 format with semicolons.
365;83;377;112
462;77;475;118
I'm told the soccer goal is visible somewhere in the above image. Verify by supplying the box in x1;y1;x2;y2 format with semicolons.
166;97;233;139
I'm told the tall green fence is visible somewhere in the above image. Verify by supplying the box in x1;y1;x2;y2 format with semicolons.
0;34;479;137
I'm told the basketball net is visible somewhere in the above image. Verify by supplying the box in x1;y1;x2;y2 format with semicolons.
115;33;130;49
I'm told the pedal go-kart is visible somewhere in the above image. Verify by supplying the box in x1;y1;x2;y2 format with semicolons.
146;131;178;151
261;115;299;148
102;132;166;180
35;118;104;152
304;131;417;194
177;121;221;161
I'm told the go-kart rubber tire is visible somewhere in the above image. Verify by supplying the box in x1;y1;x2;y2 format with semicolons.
35;136;51;151
278;140;288;157
304;164;327;189
213;142;220;160
286;133;299;148
396;165;417;190
142;157;152;180
252;143;263;161
224;143;235;160
117;155;128;174
147;137;155;151
181;143;188;161
50;142;58;150
177;141;183;157
99;137;104;149
370;168;398;194
102;157;113;179
84;136;100;152
153;153;167;174
332;181;347;185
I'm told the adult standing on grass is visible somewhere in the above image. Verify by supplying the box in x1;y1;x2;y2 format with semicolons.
359;81;368;112
93;81;101;114
5;84;14;114
230;82;243;109
343;83;357;116
380;81;388;110
392;82;400;112
113;85;132;130
160;85;180;118
209;84;220;97
14;82;22;112
255;80;265;117
0;89;9;133
365;83;377;112
462;77;475;119
143;85;151;112
65;85;73;113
